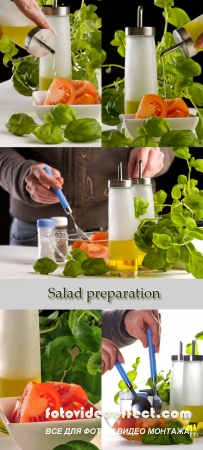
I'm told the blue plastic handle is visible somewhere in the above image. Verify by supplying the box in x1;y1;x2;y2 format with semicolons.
115;360;131;386
147;329;157;378
43;166;71;211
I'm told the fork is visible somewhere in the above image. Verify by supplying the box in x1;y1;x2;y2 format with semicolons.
147;328;162;415
43;166;90;240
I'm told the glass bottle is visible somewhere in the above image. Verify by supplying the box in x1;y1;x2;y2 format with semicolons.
108;177;137;277
39;3;72;90
0;0;55;56
182;354;203;436
170;355;184;411
51;216;68;262
37;218;56;260
124;6;158;113
0;310;41;397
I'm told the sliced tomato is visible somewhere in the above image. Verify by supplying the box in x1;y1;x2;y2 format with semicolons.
95;95;102;104
113;416;136;431
47;382;87;407
80;241;109;259
90;230;108;243
74;93;96;105
71;80;99;98
164;98;189;117
10;398;22;423
19;382;62;423
63;401;84;420
135;94;167;119
72;240;83;250
43;78;76;105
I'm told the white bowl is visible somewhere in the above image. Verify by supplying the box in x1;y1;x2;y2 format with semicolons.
32;91;101;123
119;114;199;140
0;396;101;450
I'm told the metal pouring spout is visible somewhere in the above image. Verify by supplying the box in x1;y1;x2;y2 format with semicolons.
160;41;184;58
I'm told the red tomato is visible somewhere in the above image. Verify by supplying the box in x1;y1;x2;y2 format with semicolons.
43;78;76;105
113;416;136;431
63;401;84;420
95;95;102;104
71;80;99;98
74;93;96;105
135;94;167;119
80;241;109;259
10;398;22;423
19;382;62;423
164;98;189;117
90;230;108;243
46;382;87;407
72;240;83;250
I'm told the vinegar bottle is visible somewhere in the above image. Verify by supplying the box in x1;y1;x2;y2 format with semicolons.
0;310;41;397
0;0;55;56
39;2;72;90
108;164;138;277
124;5;158;113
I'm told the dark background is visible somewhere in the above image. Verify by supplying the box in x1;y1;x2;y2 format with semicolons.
102;0;203;87
1;149;203;245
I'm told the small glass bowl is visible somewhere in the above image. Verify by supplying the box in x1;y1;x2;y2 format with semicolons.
68;232;109;261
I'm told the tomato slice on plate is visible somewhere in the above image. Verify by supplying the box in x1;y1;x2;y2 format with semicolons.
90;230;108;246
47;382;88;407
135;94;167;118
74;93;96;105
43;78;76;105
80;241;109;259
71;80;99;98
19;381;62;423
164;98;189;117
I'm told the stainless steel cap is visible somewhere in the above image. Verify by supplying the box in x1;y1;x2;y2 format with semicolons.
125;27;155;36
171;355;184;361
42;5;70;16
131;177;152;185
173;27;196;58
183;355;203;361
108;179;133;188
25;27;55;57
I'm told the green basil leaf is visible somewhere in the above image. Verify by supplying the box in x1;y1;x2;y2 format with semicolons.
167;8;190;27
187;83;203;107
142;250;166;270
51;104;76;125
190;159;203;173
134;197;149;217
102;129;131;147
196;110;203;140
144;116;170;137
152;233;172;249
173;148;191;160
195;331;203;340
33;258;59;275
63;260;84;277
159;130;199;147
154;0;174;8
134;232;154;254
87;351;101;375
6;113;38;136
70;248;89;262
171;184;182;200
183;194;203;211
64;119;101;142
166;245;180;264
186;342;199;355
178;174;187;185
81;258;109;275
186;228;203;240
73;321;101;352
0;36;19;66
33;123;64;144
188;250;203;278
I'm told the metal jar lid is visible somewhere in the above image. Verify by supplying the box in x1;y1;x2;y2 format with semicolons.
125;5;155;37
108;179;133;188
25;27;55;57
173;27;196;58
41;5;70;16
131;177;152;186
183;355;203;361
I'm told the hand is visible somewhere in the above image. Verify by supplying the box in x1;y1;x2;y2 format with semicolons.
102;338;125;375
124;310;161;352
128;148;165;178
195;33;203;51
25;163;64;204
13;0;56;34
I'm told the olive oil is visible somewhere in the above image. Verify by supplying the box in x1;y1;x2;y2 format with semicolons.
109;240;138;276
1;25;35;48
184;21;203;52
0;374;41;397
124;100;140;114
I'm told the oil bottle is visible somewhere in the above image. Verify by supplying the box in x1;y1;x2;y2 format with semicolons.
161;14;203;58
0;0;55;57
39;1;72;90
108;163;138;277
0;310;41;397
124;5;158;114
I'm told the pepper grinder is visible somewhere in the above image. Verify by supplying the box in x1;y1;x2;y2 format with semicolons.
161;14;203;59
39;0;72;90
124;5;158;113
108;163;138;277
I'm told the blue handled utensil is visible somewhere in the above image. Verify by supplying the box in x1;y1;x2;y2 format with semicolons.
147;329;162;414
115;360;151;412
43;166;90;240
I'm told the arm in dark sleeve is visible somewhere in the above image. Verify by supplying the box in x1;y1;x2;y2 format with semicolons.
0;148;38;205
102;310;137;348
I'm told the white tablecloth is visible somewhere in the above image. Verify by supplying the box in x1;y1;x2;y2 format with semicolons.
0;80;101;147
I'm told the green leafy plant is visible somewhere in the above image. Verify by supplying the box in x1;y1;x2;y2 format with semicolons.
33;248;109;277
52;442;99;450
134;148;203;279
0;1;102;96
102;1;203;147
142;420;193;445
39;310;101;404
186;329;203;355
146;370;171;405
6;104;101;144
113;357;141;405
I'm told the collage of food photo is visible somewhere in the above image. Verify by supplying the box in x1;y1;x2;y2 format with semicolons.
1;0;203;449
